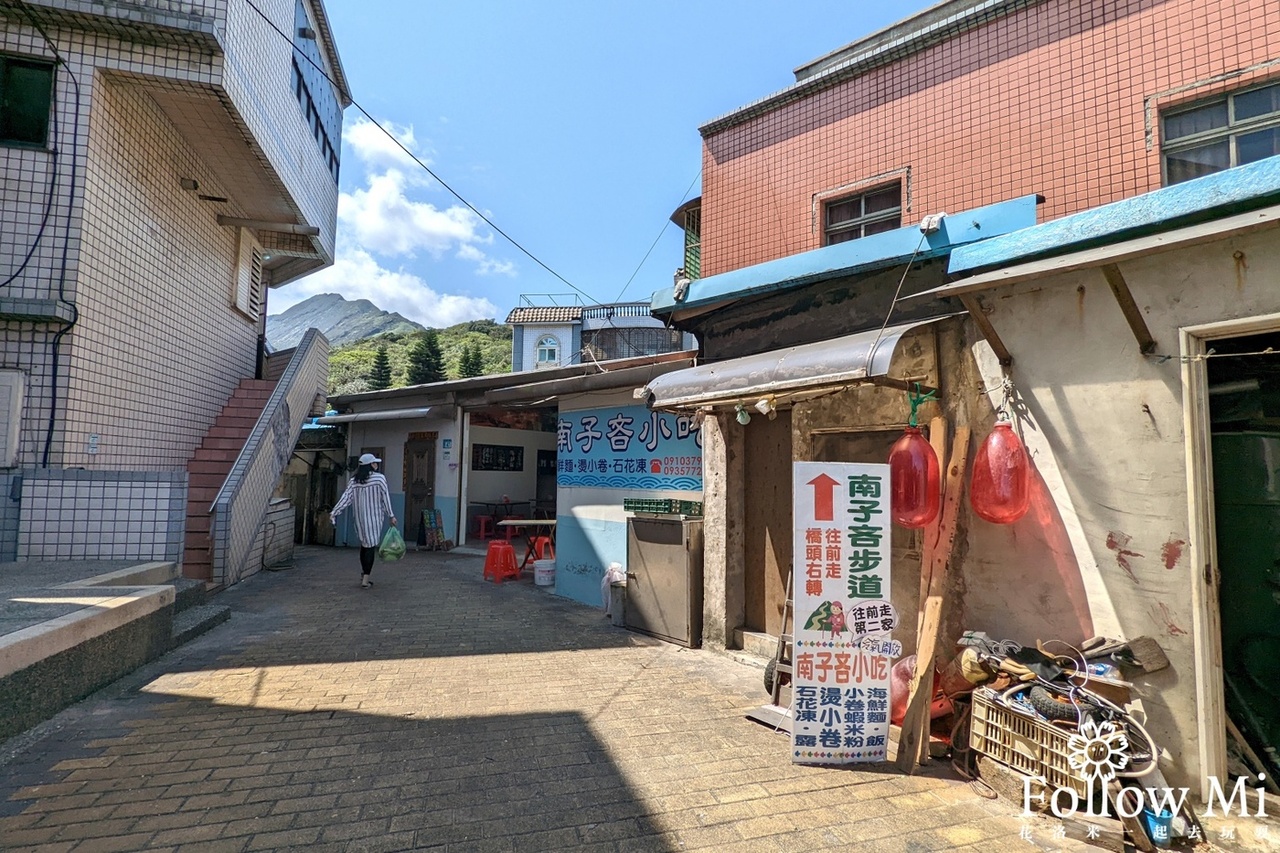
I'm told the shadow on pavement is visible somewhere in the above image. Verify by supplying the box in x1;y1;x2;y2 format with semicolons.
0;692;675;850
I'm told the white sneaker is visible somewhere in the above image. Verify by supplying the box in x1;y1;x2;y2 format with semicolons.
361;576;372;589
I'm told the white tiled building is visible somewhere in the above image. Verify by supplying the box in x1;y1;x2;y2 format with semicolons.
0;0;347;566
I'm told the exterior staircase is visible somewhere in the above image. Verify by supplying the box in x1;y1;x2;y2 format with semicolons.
183;378;276;584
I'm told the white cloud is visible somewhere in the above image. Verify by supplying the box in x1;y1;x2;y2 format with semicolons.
317;115;517;302
343;117;425;175
456;243;516;276
339;170;483;257
269;245;497;328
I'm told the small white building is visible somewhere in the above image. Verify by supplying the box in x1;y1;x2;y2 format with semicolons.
506;296;696;371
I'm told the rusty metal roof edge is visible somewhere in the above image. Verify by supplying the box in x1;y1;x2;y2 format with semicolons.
643;315;961;409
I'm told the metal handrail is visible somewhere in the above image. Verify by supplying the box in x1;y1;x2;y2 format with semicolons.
208;327;329;586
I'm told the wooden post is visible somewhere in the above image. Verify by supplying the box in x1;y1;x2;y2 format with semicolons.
896;426;970;772
916;418;948;637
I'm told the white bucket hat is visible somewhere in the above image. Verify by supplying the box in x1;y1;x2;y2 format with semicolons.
358;453;381;465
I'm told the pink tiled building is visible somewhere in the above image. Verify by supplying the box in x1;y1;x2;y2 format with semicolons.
690;0;1280;279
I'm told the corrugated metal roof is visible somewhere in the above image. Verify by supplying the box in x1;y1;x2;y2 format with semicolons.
504;306;582;324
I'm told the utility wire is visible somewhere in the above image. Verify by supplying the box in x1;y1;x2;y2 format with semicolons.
242;0;599;305
246;0;698;368
613;166;701;305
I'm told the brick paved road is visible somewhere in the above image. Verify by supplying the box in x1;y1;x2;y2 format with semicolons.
0;546;1083;852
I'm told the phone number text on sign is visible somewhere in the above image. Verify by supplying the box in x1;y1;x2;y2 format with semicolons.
662;456;701;477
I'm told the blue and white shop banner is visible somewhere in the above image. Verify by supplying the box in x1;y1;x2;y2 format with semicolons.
557;405;702;490
791;461;899;765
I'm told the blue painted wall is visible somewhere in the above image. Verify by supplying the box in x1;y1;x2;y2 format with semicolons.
553;512;627;607
512;326;525;371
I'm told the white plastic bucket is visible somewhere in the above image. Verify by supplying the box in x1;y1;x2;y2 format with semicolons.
534;559;556;587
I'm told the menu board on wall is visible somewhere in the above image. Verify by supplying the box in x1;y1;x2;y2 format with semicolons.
557;405;702;490
791;461;899;765
472;443;524;472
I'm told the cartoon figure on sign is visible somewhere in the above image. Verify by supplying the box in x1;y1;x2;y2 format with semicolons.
804;601;846;638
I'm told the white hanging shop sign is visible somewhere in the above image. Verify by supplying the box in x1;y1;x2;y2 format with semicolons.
791;461;900;764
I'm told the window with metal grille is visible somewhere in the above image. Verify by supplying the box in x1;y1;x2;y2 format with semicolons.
683;206;701;279
1163;81;1280;185
824;183;902;245
582;327;683;361
0;55;54;147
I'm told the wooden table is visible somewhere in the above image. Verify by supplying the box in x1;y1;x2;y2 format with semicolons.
496;519;557;570
469;500;533;528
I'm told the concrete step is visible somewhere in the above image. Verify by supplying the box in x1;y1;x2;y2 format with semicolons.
170;604;230;648
187;486;220;503
182;562;213;583
191;448;237;462
188;468;230;484
187;460;233;476
184;529;210;549
198;437;249;452
203;426;252;440
171;577;207;613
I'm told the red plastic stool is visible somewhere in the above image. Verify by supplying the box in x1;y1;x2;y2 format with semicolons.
530;536;555;560
482;541;519;583
475;515;495;540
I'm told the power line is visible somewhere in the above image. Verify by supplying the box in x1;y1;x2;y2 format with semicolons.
245;0;696;366
242;0;600;304
613;166;701;305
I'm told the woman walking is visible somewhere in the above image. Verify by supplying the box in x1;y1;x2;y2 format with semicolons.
330;453;397;588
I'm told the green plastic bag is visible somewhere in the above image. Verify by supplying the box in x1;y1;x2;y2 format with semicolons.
378;526;406;561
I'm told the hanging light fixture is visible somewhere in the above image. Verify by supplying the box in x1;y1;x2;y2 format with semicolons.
735;402;751;425
888;385;940;528
970;414;1030;524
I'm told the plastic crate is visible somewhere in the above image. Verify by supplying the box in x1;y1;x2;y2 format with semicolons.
623;498;704;516
623;498;673;514
969;687;1090;798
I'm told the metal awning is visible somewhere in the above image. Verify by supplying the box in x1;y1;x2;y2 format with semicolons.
643;315;958;410
316;406;449;424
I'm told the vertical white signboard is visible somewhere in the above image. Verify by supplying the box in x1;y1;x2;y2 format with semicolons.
791;461;898;764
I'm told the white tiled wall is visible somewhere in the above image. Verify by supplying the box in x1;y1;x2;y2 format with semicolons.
18;470;186;560
0;2;343;557
70;76;257;470
222;0;341;262
522;323;576;370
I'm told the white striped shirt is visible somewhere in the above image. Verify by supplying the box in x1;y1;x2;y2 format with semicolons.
330;472;394;547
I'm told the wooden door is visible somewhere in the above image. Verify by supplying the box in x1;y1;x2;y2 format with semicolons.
743;410;793;636
403;436;436;544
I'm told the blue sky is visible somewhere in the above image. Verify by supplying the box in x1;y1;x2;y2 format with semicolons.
267;1;937;328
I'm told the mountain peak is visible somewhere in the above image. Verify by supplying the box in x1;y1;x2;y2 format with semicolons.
266;293;426;349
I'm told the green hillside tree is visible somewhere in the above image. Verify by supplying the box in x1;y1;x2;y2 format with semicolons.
457;342;485;378
369;345;392;391
407;330;446;385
